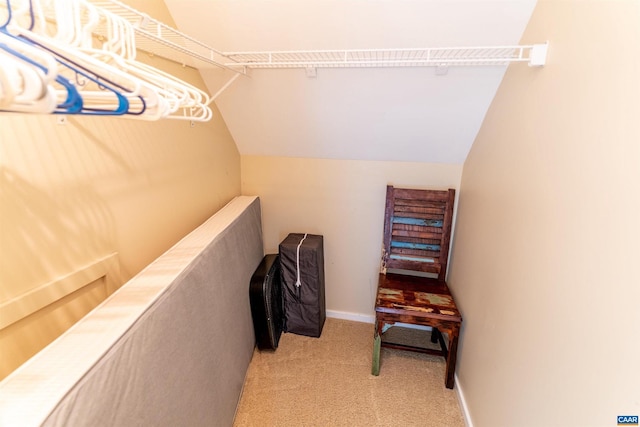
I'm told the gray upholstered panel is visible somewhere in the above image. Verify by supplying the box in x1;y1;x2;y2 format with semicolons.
0;196;263;427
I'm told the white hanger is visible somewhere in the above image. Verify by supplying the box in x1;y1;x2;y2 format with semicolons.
74;1;170;119
12;0;153;115
88;1;213;120
0;31;58;113
0;51;57;113
38;0;177;119
2;0;213;120
86;2;213;121
0;53;17;108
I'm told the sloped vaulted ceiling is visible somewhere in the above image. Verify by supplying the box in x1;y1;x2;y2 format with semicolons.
165;0;537;164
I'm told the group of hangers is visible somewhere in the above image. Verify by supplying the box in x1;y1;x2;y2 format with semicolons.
0;0;213;120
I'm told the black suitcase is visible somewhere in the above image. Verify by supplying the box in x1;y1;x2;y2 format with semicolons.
279;234;326;338
249;254;284;350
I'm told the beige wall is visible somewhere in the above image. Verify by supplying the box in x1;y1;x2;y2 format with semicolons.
241;155;462;318
0;2;240;379
448;1;640;425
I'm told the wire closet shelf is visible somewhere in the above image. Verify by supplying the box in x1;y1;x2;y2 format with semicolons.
223;44;548;69
88;0;548;71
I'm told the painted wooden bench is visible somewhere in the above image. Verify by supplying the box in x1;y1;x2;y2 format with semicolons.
372;185;462;389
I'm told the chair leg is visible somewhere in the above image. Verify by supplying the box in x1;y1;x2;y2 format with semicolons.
372;321;382;376
445;331;459;389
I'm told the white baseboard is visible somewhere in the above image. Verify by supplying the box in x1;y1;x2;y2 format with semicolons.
325;311;434;332
455;373;474;427
326;310;374;324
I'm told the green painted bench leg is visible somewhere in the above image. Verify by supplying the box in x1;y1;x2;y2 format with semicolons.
372;329;381;376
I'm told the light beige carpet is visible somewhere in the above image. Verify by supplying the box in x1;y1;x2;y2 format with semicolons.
233;318;465;427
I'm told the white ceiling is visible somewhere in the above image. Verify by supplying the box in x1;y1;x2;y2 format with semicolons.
165;0;537;164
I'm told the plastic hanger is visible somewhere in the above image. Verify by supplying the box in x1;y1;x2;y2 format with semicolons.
87;1;213;121
0;49;47;101
1;0;83;113
0;52;17;107
73;1;168;119
81;3;181;118
1;0;212;120
4;0;136;116
0;35;61;113
28;0;166;118
0;49;58;113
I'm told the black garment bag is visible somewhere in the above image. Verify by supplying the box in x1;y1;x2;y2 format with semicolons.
279;233;326;338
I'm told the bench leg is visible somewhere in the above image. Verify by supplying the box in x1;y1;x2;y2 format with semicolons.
372;321;382;376
430;327;441;343
445;331;459;389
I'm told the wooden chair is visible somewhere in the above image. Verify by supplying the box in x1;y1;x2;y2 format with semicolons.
372;185;462;389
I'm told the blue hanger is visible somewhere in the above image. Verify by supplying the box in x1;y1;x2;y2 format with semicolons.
1;0;83;113
6;0;131;116
21;0;146;116
2;0;148;117
0;40;84;113
30;42;133;116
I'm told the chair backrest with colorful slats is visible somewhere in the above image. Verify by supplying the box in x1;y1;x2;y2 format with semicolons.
381;186;455;281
